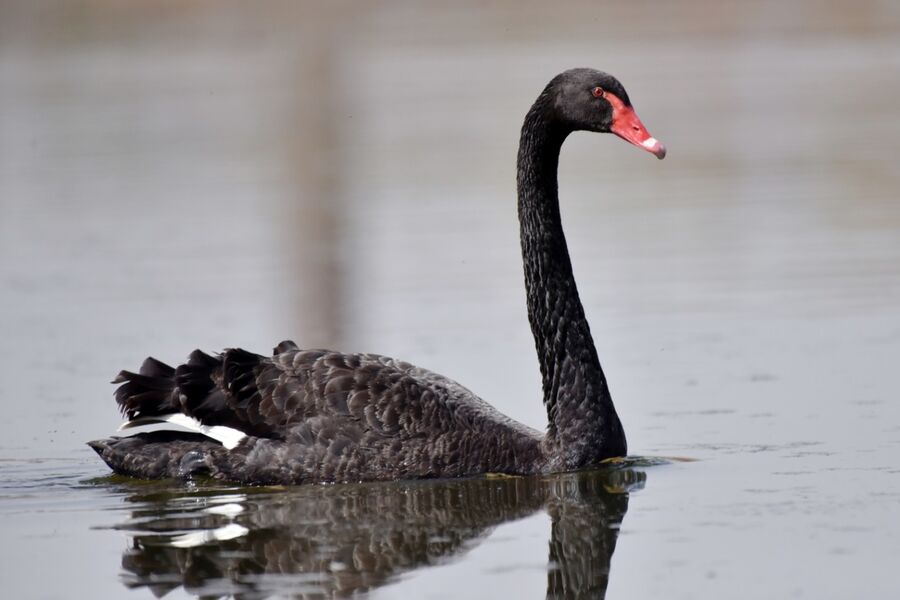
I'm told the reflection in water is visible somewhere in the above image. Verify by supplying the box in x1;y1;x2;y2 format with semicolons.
109;467;646;599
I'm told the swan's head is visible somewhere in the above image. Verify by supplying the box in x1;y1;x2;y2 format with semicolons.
547;68;666;159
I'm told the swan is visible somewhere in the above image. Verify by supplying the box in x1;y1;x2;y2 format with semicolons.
88;68;665;484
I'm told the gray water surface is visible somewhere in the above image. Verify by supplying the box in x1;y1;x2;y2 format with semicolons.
1;1;899;598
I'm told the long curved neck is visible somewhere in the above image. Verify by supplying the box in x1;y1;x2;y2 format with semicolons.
517;102;626;467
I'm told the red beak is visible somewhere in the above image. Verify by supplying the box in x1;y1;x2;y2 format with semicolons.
606;93;666;159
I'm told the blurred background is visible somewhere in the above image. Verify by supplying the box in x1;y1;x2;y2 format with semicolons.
1;1;899;598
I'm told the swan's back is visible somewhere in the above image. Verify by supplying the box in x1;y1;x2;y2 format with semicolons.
90;341;544;484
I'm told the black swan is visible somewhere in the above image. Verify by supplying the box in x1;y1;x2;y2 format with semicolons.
89;68;665;484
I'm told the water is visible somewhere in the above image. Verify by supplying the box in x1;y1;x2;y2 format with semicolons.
1;1;899;598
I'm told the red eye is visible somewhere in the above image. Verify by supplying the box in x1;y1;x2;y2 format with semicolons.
592;86;605;98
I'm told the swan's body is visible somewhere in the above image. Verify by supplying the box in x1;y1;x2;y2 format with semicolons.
89;68;665;484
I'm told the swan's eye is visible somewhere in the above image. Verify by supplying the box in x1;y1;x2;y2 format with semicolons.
592;86;605;99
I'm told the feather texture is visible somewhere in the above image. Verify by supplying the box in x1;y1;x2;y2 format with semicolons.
92;342;545;484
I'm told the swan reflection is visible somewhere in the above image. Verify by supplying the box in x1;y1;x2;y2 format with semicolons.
110;466;646;599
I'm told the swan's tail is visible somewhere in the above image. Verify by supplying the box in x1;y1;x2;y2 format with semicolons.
110;350;249;450
113;356;179;418
97;355;237;477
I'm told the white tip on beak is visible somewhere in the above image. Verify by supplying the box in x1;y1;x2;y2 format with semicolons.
640;136;666;159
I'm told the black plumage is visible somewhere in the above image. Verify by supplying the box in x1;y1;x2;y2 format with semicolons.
89;68;665;484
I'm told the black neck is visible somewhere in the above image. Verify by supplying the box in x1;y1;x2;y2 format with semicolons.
516;101;626;467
